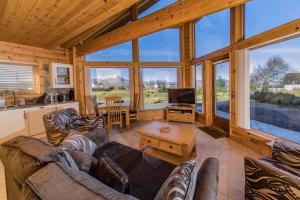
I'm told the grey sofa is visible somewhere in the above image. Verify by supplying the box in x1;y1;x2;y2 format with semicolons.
0;128;220;200
244;140;300;199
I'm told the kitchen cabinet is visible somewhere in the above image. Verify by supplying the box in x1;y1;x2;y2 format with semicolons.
0;102;79;141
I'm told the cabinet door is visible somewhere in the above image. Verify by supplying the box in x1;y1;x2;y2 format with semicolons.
26;107;55;136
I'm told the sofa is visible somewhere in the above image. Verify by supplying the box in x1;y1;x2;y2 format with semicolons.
244;140;300;199
0;125;220;200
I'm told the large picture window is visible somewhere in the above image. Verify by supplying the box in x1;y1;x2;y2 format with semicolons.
85;41;133;62
90;68;130;103
0;63;36;92
195;9;230;58
139;29;180;62
249;37;300;144
245;0;300;38
195;64;203;112
140;67;177;109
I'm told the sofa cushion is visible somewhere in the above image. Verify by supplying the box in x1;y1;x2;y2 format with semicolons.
61;133;97;155
56;150;79;170
127;155;175;200
0;136;56;185
154;159;200;200
93;141;142;173
69;150;98;172
25;162;138;200
90;153;129;193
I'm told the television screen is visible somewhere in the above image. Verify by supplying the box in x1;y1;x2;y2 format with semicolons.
168;88;195;104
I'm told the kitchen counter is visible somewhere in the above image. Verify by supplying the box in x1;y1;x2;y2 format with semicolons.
0;101;78;111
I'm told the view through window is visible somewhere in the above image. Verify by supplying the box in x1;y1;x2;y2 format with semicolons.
85;41;132;62
139;0;177;19
195;9;230;58
195;64;203;112
141;68;177;109
215;62;230;119
90;68;130;103
0;63;35;92
139;29;180;62
250;37;300;143
245;0;300;38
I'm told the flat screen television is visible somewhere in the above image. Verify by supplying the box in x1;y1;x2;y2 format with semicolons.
168;88;195;105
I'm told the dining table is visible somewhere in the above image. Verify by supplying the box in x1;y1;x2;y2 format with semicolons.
97;101;130;129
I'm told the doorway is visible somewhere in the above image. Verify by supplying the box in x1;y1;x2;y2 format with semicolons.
212;61;230;132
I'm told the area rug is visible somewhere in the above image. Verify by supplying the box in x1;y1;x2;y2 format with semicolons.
199;126;228;139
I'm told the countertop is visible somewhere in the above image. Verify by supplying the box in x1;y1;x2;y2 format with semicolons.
0;101;78;111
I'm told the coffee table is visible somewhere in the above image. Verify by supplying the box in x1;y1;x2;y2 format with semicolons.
136;121;197;165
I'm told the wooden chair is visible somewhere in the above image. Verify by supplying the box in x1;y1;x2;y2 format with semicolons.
105;96;123;133
129;94;140;122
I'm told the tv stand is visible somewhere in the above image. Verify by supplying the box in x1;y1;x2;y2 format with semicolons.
166;105;195;124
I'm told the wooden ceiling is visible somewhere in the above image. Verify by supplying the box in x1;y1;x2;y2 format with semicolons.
0;0;153;49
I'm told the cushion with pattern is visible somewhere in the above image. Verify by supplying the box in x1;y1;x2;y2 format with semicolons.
90;153;129;193
154;159;200;200
61;133;97;156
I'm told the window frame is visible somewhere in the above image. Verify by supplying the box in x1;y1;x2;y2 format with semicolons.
195;64;204;113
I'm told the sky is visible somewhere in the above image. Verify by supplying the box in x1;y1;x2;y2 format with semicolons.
86;0;300;81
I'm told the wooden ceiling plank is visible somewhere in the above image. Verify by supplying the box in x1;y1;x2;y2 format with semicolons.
62;0;158;48
76;0;249;56
0;0;8;18
46;0;140;48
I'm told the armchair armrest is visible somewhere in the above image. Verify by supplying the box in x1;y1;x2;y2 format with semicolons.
83;115;105;129
244;156;300;200
272;140;300;170
193;158;219;200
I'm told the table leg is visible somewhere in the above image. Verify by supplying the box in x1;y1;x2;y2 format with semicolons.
126;109;130;129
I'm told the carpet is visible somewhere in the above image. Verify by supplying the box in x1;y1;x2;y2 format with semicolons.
199;126;228;139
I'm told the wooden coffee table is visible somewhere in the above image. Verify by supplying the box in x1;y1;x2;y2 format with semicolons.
136;121;197;165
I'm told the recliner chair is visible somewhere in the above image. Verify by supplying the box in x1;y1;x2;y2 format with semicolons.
43;108;104;146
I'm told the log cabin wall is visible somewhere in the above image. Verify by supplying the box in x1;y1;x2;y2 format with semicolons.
0;41;69;105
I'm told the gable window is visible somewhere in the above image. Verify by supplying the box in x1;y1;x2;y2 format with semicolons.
195;64;203;113
85;41;133;62
139;0;177;19
140;67;177;109
195;9;230;57
245;0;300;38
139;29;180;62
0;63;36;92
90;68;131;103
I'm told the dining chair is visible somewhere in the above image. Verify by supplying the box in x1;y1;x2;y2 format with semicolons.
105;96;123;133
129;94;140;122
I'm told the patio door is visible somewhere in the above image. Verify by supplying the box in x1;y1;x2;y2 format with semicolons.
212;61;230;132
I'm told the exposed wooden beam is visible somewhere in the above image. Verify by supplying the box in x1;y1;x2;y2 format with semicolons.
47;0;140;49
236;18;300;50
191;47;230;64
76;0;249;56
0;0;8;17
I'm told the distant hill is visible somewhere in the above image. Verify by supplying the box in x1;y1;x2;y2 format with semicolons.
92;76;129;88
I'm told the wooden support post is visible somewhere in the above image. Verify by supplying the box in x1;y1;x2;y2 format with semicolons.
182;23;194;88
203;60;213;125
229;5;244;134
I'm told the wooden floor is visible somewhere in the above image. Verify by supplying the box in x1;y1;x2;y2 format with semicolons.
0;120;260;200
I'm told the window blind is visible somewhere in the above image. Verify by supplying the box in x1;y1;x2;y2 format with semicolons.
0;63;35;91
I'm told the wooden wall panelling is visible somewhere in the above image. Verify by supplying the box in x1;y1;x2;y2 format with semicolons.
203;60;213;125
0;41;69;63
76;0;249;56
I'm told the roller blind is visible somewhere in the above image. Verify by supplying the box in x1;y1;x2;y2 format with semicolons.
0;63;35;91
